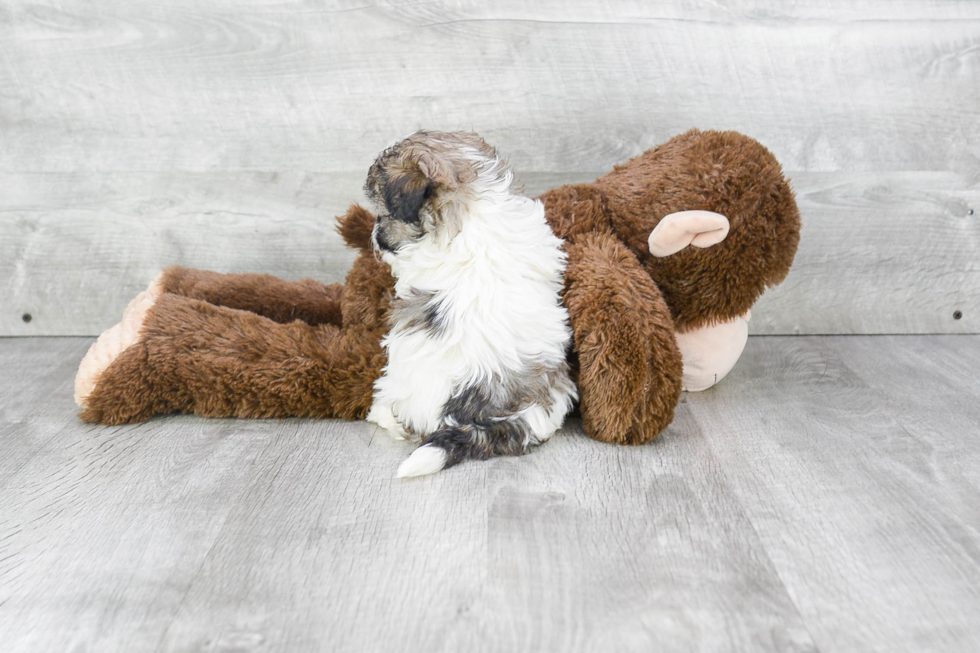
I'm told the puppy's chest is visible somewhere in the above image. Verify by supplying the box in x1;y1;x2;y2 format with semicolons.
391;289;453;339
386;281;516;377
383;286;493;436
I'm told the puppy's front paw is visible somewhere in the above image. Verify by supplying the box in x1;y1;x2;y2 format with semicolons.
366;403;410;440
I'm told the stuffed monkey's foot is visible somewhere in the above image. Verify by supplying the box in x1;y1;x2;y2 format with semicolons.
74;274;164;409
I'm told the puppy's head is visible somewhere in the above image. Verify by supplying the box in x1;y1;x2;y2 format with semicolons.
365;130;504;255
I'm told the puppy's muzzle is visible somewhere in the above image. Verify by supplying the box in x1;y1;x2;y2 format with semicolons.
373;223;394;253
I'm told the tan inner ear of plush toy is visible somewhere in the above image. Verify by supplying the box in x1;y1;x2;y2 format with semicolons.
648;210;731;258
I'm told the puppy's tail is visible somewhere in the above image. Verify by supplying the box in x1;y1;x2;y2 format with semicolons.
397;443;450;478
396;424;526;478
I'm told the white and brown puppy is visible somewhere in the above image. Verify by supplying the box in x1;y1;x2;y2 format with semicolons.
364;131;576;477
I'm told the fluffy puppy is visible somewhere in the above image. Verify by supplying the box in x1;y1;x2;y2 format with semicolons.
364;131;576;477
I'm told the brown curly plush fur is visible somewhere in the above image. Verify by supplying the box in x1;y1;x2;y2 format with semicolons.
542;129;801;333
79;206;393;425
78;129;800;447
563;231;682;444
160;268;345;327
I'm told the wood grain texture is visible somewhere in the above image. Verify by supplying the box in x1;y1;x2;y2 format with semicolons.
688;335;980;652
3;170;977;336
752;171;979;335
2;335;980;651
0;338;817;653
1;172;363;336
1;0;978;174
1;0;978;335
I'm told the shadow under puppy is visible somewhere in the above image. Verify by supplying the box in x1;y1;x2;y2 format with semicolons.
364;131;577;477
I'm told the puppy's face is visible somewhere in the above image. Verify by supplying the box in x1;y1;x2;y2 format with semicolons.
365;131;498;256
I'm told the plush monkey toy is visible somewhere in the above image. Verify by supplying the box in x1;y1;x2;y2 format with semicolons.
74;129;800;450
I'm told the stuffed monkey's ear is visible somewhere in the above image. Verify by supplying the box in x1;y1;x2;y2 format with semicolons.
335;204;378;252
648;210;730;257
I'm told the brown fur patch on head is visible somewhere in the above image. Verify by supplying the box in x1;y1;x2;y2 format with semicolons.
368;130;496;188
364;131;503;252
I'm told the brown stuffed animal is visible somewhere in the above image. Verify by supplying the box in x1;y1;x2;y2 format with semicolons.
74;129;800;450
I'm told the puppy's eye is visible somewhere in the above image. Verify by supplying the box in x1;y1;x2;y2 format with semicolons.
385;178;435;225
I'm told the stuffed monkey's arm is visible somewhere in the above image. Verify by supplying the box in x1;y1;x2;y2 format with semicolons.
564;231;683;445
157;266;344;327
141;204;383;329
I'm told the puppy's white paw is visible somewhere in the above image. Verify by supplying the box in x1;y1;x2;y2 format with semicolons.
397;445;448;478
366;403;410;440
74;273;164;409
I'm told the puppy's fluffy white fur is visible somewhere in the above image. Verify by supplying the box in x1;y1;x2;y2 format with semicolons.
365;132;576;477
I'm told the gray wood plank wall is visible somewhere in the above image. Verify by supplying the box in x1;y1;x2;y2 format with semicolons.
2;1;978;336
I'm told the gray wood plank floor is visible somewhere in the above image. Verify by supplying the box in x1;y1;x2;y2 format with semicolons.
1;336;978;652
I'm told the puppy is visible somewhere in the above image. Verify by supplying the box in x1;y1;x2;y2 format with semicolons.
364;131;576;477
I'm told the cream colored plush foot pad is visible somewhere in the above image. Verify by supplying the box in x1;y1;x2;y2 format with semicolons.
74;273;164;409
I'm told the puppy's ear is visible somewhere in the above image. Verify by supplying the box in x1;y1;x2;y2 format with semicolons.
415;151;463;188
385;146;467;223
384;171;436;225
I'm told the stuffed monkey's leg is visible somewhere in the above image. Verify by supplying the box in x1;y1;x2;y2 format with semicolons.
77;292;384;425
156;266;344;327
564;232;683;445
